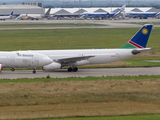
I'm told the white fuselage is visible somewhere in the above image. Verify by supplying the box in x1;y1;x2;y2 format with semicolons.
0;16;11;20
18;48;145;66
12;48;150;72
16;14;43;20
11;48;150;72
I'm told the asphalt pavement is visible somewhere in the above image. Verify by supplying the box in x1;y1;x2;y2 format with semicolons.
0;67;160;79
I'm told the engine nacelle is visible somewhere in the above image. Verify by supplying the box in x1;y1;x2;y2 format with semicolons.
74;60;90;66
42;62;61;70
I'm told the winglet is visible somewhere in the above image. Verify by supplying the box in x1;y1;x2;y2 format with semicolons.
120;24;153;49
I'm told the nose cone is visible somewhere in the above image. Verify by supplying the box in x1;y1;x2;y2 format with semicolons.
39;55;53;66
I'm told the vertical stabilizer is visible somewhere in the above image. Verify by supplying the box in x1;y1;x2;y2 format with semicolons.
45;8;51;15
120;24;153;49
9;11;13;17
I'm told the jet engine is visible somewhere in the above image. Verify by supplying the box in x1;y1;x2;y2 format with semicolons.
42;62;61;70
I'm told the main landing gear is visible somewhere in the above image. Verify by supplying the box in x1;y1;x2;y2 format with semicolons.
68;67;78;72
33;68;36;74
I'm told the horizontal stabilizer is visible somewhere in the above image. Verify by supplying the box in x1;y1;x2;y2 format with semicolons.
132;48;151;55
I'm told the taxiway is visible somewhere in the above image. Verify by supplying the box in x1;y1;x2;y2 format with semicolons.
0;18;160;30
0;67;160;79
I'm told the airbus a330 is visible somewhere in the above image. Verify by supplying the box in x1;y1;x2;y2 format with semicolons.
13;24;153;73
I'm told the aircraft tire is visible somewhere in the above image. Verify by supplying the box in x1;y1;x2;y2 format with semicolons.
73;67;78;72
33;70;36;74
68;67;72;72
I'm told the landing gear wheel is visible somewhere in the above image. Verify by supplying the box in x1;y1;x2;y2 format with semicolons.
11;68;15;71
68;67;72;72
32;67;37;74
33;70;36;74
73;67;78;72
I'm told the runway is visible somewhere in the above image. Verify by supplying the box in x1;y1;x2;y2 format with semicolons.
0;67;160;79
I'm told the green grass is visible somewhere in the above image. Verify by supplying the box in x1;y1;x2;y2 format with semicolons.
0;23;106;28
0;75;160;83
0;27;158;49
0;26;159;50
28;114;160;120
122;57;160;67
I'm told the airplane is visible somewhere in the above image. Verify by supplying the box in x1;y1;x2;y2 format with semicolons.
16;8;51;20
0;52;52;73
81;5;126;19
0;11;13;21
127;11;160;19
14;24;152;72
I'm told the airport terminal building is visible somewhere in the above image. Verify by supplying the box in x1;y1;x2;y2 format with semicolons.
46;7;159;16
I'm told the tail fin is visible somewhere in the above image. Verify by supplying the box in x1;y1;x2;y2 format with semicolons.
121;4;126;11
156;11;160;16
120;24;153;49
9;11;13;17
113;4;126;17
45;8;51;15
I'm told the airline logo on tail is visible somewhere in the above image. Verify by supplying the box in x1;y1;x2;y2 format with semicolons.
142;28;148;34
120;24;153;49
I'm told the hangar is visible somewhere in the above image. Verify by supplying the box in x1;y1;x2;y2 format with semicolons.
0;5;44;17
45;7;159;15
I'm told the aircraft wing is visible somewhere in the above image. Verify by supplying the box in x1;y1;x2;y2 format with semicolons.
56;55;95;63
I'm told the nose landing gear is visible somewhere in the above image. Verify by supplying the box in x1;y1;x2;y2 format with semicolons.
33;68;36;74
